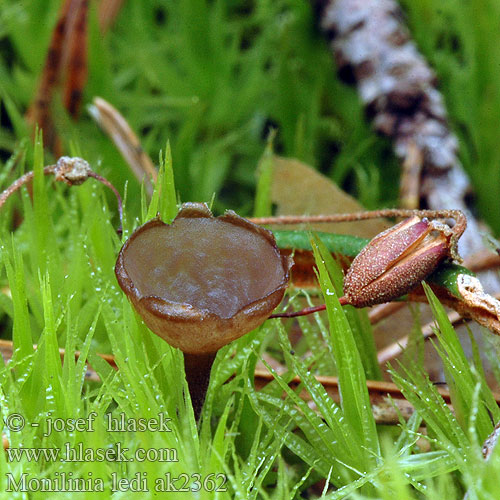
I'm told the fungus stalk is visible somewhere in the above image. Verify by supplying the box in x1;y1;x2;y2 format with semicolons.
183;352;217;419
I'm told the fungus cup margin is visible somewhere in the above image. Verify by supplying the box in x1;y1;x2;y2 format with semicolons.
115;202;292;418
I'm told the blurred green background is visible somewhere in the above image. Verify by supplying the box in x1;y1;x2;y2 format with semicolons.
1;0;499;231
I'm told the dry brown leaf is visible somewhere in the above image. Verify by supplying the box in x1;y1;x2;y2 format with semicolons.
270;156;388;238
483;421;500;460
407;280;500;336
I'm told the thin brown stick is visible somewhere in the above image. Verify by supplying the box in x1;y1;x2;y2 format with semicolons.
253;368;500;425
270;304;326;319
269;296;348;319
98;0;126;33
0;167;53;208
0;339;116;375
2;337;498;426
250;208;466;257
88;97;157;195
368;302;406;325
377;310;462;365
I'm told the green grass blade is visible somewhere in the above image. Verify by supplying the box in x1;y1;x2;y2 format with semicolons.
390;358;469;451
314;233;381;380
311;238;380;462
159;141;178;222
253;132;275;217
2;237;33;362
423;283;495;440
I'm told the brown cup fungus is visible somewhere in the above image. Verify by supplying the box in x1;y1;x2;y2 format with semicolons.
115;202;292;418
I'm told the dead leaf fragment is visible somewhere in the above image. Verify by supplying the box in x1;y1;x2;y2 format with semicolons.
456;274;500;335
270;156;388;237
483;421;500;460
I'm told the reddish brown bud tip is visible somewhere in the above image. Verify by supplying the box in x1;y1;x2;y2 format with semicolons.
343;216;451;307
115;202;292;354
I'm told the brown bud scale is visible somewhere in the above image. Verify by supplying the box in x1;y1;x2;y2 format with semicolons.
344;216;451;307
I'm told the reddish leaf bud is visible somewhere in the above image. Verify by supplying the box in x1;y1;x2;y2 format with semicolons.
343;216;451;307
115;202;292;355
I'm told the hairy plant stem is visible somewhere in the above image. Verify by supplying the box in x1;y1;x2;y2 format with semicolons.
0;157;123;233
266;209;466;319
86;170;124;233
251;208;466;258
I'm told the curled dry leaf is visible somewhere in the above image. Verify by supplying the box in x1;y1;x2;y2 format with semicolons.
407;278;500;337
270;156;388;237
456;274;500;335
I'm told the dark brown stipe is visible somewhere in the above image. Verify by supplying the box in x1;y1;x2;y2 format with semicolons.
183;352;216;421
